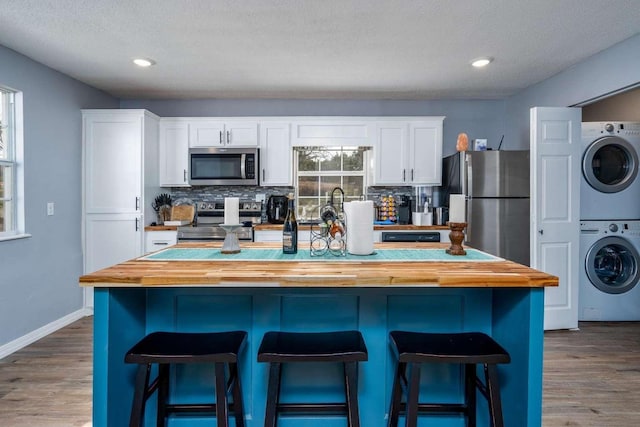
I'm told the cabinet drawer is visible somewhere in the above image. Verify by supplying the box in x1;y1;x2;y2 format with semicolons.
145;231;177;253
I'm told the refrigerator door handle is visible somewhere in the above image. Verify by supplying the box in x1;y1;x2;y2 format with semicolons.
466;198;472;244
465;154;472;243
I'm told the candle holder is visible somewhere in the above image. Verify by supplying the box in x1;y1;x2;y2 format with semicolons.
446;222;467;256
220;224;242;254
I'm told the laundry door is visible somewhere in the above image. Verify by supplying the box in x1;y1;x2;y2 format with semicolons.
585;236;640;294
583;136;638;193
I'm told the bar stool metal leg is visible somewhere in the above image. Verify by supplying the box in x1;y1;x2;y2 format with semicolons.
215;362;230;427
230;363;246;427
405;362;421;427
387;362;404;427
264;362;282;427
156;364;169;427
344;361;361;427
465;363;477;427
485;364;505;427
130;364;151;427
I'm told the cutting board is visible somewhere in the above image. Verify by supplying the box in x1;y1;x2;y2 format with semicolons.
170;205;195;222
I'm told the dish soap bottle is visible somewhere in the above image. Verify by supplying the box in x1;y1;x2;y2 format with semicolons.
282;194;298;254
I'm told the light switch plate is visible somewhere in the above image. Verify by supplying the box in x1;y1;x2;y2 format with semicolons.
47;202;54;216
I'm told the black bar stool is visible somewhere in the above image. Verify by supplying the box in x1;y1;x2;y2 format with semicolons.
387;331;511;427
257;330;368;427
124;330;247;427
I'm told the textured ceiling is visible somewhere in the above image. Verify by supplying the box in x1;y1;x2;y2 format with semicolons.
1;0;639;100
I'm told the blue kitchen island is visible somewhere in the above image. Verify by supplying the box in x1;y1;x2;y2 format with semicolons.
81;242;557;427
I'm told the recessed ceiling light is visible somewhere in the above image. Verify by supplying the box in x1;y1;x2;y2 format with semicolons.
133;58;156;67
471;57;493;68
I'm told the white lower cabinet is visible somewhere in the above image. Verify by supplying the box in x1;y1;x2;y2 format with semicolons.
253;229;311;243
85;214;143;274
145;230;178;253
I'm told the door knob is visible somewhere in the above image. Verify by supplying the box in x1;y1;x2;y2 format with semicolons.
538;229;544;235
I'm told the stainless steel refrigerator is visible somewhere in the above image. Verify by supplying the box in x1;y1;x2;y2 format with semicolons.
442;150;530;265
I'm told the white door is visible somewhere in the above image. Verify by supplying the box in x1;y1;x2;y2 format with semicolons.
159;121;189;186
260;122;291;185
530;107;582;330
374;122;408;185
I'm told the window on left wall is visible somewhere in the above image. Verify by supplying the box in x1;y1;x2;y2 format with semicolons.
0;86;25;239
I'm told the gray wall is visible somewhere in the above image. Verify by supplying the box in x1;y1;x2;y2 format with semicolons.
120;99;508;156
505;33;640;145
0;45;118;348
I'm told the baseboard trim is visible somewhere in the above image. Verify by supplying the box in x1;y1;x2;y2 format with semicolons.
0;308;93;360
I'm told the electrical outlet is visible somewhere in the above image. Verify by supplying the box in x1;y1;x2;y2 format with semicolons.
47;202;54;216
255;193;266;202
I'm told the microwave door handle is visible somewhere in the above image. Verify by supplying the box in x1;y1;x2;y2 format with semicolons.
240;153;246;179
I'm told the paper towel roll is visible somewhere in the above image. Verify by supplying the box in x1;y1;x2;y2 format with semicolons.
343;201;374;255
224;197;239;225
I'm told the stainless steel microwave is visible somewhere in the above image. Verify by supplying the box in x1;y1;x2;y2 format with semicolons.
189;147;259;186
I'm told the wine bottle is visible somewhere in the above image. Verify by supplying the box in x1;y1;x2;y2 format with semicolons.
282;196;298;254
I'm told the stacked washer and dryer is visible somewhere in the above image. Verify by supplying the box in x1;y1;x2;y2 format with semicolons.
579;122;640;321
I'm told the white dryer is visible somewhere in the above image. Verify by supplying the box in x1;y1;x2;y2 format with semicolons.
579;220;640;321
581;122;640;220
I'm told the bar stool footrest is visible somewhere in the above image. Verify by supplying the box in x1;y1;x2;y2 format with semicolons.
277;403;348;414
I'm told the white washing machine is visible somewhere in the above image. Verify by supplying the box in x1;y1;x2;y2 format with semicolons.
579;220;640;321
581;122;640;220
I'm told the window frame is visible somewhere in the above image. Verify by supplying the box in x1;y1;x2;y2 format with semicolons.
0;86;26;241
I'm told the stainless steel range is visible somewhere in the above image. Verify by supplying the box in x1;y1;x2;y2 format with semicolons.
177;201;262;242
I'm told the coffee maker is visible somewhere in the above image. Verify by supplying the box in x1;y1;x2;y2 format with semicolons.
397;195;412;225
266;195;288;224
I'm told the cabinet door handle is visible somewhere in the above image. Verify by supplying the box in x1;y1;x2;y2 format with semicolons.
402;169;406;182
538;229;544;235
154;242;169;246
183;169;187;182
135;217;140;231
135;197;140;211
219;130;223;144
262;169;265;182
411;169;414;181
227;130;231;144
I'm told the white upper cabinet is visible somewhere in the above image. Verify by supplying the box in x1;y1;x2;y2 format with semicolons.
83;110;149;214
291;120;374;147
374;118;444;185
159;120;190;187
375;122;410;184
260;122;292;186
408;120;443;185
189;120;258;147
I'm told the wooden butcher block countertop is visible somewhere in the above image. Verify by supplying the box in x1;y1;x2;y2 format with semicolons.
80;242;557;289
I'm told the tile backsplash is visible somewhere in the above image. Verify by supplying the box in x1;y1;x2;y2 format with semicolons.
162;185;432;223
167;185;418;205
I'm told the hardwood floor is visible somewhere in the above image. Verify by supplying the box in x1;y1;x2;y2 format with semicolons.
0;317;639;426
0;317;92;427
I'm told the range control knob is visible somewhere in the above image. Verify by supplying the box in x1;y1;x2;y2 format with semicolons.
604;123;615;132
609;223;619;233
